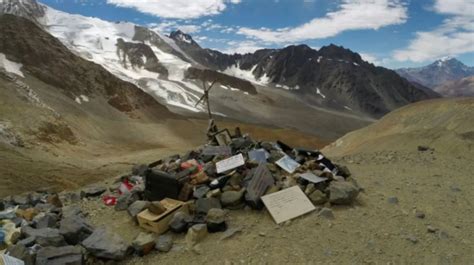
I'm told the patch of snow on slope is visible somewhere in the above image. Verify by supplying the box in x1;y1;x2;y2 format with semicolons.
316;87;326;99
43;6;204;113
223;64;268;85
0;53;24;77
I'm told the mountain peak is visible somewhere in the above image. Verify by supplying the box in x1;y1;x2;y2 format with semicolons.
0;0;45;22
169;30;196;45
432;57;464;68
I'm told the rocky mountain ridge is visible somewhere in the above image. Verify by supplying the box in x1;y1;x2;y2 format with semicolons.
396;57;474;89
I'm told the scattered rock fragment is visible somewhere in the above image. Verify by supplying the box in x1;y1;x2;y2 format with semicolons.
6;243;35;265
220;227;242;241
206;208;227;233
317;207;335;220
155;235;173;252
59;217;94;245
195;198;221;214
80;185;106;198
21;226;67;247
36;246;83;265
186;224;208;247
427;225;438;233
127;200;150;220
415;210;425;219
220;189;245;208
169;212;192;233
387;196;399;204
308;190;328;205
132;232;156;256
328;181;359;205
81;227;129;260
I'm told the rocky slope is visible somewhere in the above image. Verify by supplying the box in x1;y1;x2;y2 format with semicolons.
434;76;474;97
170;31;438;117
396;58;474;89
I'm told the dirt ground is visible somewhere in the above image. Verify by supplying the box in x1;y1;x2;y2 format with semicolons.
78;148;473;264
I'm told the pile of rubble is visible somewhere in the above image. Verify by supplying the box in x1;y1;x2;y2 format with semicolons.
0;125;361;264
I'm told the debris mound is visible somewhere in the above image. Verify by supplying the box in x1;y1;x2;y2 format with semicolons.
0;125;359;263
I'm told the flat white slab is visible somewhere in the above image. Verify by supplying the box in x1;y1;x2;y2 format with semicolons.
275;155;300;173
299;172;328;184
216;153;245;173
261;186;316;224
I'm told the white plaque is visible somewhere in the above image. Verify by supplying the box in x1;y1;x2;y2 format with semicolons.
216;153;245;173
261;186;316;224
299;172;328;184
275;155;300;173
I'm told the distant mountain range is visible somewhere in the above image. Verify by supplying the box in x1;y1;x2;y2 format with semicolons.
0;0;438;130
396;58;474;97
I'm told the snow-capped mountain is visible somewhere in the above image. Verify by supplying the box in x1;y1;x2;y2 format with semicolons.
396;58;474;89
0;0;438;122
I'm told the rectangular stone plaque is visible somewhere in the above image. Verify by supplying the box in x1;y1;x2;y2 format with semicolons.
216;153;245;173
202;145;232;156
299;172;328;184
246;163;274;202
248;149;268;163
261;186;316;224
275;155;300;174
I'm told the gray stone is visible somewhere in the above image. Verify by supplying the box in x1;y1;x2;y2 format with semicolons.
336;164;351;178
62;205;85;219
80;186;106;198
127;200;150;219
12;194;31;206
81;227;129;260
61;192;81;203
132;164;149;176
36;246;83;265
169;212;192;233
155;235;173;252
115;192;139;211
427;225;438;233
132;232;156;256
415;210;425;219
406;235;418;244
33;213;58;229
328;181;359;205
186;224;208;247
193;186;210;199
304;183;316;195
60;217;94;245
317;207;335;220
35;203;58;213
6;244;35;265
195;198;221;214
387;196;399;204
219;227;242;240
220;189;244;207
308;190;328;205
22;226;67;247
206;208;226;224
17;236;36;247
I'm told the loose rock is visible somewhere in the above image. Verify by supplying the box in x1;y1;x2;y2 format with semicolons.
317;207;335;220
36;246;83;265
328;181;359;205
132;232;156;256
308;190;328;205
186;224;208;247
81;227;129;260
155;235;173;252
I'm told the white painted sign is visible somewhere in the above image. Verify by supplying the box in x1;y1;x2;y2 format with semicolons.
216;153;245;173
275;155;300;174
261;186;316;224
299;172;328;184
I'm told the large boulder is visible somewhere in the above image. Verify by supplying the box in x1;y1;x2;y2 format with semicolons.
328;181;359;205
59;217;94;245
36;246;83;265
81;227;129;260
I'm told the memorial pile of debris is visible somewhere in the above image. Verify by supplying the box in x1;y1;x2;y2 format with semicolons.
0;125;360;264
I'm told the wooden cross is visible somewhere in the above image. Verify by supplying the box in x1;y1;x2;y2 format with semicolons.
195;78;218;119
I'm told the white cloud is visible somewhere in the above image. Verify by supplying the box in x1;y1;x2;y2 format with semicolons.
393;0;474;63
149;21;201;34
218;40;267;54
359;53;379;65
237;0;407;43
107;0;241;19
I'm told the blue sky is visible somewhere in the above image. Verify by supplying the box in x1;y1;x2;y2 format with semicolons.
41;0;474;69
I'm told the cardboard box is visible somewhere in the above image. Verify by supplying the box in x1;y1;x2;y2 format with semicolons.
137;198;189;234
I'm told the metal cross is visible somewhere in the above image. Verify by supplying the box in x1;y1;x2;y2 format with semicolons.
195;79;218;119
